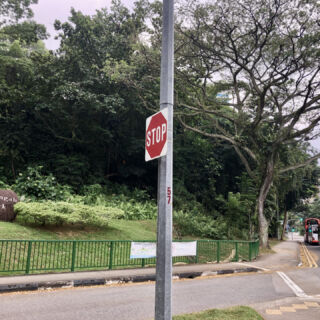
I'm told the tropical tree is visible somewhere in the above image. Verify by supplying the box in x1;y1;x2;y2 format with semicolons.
174;0;320;247
1;21;47;44
273;144;320;239
0;0;37;25
28;1;151;189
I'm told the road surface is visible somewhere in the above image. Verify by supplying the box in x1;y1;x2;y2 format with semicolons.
1;270;319;320
306;242;320;262
1;237;320;320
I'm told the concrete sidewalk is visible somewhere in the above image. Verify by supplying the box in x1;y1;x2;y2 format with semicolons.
0;239;301;294
249;236;302;271
0;262;262;293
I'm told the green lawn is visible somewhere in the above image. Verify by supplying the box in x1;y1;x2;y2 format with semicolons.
0;219;209;241
0;219;157;241
172;306;263;320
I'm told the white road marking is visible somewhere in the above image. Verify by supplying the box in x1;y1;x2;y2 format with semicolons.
277;271;309;298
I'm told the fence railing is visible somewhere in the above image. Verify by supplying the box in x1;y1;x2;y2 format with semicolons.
0;239;259;274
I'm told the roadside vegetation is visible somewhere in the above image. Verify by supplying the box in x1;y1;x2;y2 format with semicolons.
0;171;219;241
0;219;158;241
0;0;320;245
1;166;232;240
172;306;263;320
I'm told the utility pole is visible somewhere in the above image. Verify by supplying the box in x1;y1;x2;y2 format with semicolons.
155;0;174;319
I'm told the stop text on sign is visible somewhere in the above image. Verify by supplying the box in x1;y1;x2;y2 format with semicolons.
145;108;168;161
146;123;166;147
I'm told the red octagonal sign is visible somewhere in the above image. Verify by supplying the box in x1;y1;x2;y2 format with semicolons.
145;108;168;161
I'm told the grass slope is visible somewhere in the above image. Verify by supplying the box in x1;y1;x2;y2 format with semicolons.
0;220;204;241
0;220;157;240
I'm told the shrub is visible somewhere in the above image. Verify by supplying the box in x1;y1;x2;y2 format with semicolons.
14;201;123;228
81;184;105;205
173;210;227;239
14;166;71;200
113;199;157;220
79;184;157;220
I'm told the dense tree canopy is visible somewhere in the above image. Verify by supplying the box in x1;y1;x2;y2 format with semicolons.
0;0;37;25
0;0;319;243
171;0;320;246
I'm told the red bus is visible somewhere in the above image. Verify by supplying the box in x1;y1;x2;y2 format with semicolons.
304;218;320;244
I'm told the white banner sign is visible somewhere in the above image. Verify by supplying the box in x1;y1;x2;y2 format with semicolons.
130;241;197;259
172;241;197;257
130;242;157;259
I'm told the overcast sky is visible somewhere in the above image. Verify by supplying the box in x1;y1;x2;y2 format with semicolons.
31;0;135;50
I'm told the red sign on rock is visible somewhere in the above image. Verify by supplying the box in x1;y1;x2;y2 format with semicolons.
145;108;168;161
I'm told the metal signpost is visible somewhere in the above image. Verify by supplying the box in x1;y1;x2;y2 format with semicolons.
145;0;174;319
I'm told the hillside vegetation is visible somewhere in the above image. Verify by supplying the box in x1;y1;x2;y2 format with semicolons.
3;176;225;240
0;219;158;241
1;0;320;243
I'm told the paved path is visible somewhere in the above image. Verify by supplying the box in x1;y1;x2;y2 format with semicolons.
249;234;302;271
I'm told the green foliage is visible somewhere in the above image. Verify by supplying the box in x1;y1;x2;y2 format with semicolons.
0;0;319;243
50;154;91;191
14;166;71;200
2;21;48;44
80;184;157;220
14;201;120;228
0;0;38;25
173;306;264;320
109;196;157;220
0;166;9;188
224;192;256;239
173;210;227;239
173;182;207;215
79;184;229;236
81;184;105;202
305;199;320;219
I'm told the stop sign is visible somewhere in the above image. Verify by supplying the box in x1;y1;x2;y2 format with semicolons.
145;108;168;161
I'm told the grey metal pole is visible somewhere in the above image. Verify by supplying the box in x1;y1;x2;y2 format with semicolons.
155;0;174;319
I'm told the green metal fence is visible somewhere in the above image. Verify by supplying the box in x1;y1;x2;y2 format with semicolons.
0;239;259;274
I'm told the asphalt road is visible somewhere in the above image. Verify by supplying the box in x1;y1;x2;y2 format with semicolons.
1;238;320;320
0;272;296;320
306;242;320;262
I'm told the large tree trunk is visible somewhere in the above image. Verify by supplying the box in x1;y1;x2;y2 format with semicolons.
281;207;288;241
257;196;269;248
257;156;275;248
